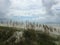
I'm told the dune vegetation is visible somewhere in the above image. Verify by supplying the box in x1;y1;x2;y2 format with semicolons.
0;24;60;45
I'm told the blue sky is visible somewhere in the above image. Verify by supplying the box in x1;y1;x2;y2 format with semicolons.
0;0;60;23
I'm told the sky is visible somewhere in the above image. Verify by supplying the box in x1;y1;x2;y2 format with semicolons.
0;0;60;23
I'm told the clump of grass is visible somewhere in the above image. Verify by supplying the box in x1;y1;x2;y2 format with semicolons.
0;26;57;45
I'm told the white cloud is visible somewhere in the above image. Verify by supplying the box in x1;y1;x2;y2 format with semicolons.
0;0;60;23
7;0;46;17
10;0;43;9
8;8;46;16
0;0;10;18
7;0;60;23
